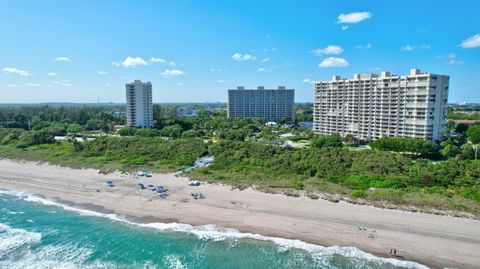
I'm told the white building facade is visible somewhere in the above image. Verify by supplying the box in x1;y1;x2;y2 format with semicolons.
313;69;449;141
125;80;153;128
228;86;295;122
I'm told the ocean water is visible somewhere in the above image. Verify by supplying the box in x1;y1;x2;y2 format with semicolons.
0;190;428;269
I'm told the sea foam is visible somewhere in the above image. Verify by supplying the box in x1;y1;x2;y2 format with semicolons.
0;189;429;269
0;223;42;255
0;243;115;269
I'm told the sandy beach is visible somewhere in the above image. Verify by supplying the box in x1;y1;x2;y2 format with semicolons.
0;159;479;268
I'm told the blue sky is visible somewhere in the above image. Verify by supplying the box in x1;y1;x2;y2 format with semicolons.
0;0;479;103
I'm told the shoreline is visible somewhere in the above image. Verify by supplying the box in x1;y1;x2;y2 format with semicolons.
0;159;479;268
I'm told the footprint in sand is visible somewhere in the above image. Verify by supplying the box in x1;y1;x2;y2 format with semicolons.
230;200;248;209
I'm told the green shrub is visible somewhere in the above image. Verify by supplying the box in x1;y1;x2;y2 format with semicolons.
292;178;304;190
351;190;366;198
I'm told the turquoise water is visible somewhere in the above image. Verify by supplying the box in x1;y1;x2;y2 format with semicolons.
0;190;426;269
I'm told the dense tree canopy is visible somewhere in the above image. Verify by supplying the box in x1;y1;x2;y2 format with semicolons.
370;137;436;157
467;124;480;144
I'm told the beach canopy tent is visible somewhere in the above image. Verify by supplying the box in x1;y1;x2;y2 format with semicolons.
155;186;166;193
106;180;114;187
147;184;154;189
137;183;145;189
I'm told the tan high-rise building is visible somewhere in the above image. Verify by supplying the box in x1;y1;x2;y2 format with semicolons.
126;80;153;128
313;69;449;141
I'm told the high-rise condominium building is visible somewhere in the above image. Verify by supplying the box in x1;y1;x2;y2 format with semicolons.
313;69;449;141
228;86;295;122
125;80;153;128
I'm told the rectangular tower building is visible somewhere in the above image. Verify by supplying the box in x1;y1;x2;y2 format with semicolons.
125;80;153;128
228;86;295;122
313;69;449;141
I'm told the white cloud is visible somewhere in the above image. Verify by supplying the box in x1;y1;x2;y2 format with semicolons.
46;72;57;76
311;45;343;56
176;82;184;86
26;83;40;87
149;57;167;63
54;80;74;87
302;78;316;84
337;12;372;24
318;57;349;68
210;68;222;72
216;80;226;83
97;71;108;75
260;58;270;63
271;47;277;51
161;69;184;77
168;61;176;66
257;67;266;72
460;34;480;49
232;53;256;61
355;43;371;49
54;57;71;62
7;84;23;88
449;59;464;65
444;53;464;65
2;67;30;76
341;25;349;31
401;45;415;51
115;57;148;68
401;44;431;51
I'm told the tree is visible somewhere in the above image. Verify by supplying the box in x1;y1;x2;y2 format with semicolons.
85;119;105;131
466;124;480;144
181;130;204;138
135;128;158;137
66;124;84;134
223;129;248;141
17;129;55;148
370;137;436;156
161;124;183;138
343;134;358;146
440;144;460;158
117;127;137;136
457;144;475;160
310;134;343;148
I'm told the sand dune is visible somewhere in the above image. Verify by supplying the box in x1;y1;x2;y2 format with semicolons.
0;159;479;268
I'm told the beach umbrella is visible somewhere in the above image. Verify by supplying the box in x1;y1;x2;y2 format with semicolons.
106;180;113;184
